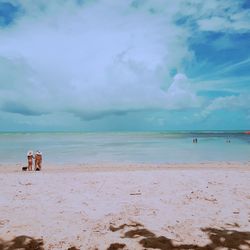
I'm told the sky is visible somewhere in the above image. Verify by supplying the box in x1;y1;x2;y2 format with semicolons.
0;0;249;131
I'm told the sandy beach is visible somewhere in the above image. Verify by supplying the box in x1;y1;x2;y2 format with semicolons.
0;163;250;250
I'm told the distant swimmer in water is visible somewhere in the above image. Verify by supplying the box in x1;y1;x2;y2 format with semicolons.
27;150;34;171
193;138;198;143
35;150;42;171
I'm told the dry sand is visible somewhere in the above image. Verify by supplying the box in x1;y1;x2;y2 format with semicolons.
0;163;250;250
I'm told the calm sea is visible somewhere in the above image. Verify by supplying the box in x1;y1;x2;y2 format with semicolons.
0;131;249;165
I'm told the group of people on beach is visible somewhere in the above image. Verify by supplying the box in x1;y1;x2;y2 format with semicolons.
26;150;42;171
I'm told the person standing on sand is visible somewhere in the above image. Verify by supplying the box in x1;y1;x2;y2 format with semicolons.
35;151;42;171
27;150;34;171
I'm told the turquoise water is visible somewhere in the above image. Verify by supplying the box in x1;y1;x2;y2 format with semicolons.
0;131;250;164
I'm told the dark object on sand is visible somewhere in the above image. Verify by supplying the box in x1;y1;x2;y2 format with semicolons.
35;168;41;171
107;243;126;250
22;166;28;171
0;235;44;250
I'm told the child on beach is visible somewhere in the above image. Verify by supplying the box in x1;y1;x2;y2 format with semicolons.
27;150;34;171
35;151;42;171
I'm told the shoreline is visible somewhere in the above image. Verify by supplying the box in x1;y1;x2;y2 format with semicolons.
0;161;250;173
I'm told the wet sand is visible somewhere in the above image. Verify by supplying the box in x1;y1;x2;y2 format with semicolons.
0;163;250;249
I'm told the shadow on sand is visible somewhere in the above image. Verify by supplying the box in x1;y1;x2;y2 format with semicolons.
107;224;250;250
1;226;250;250
125;227;250;250
0;235;44;250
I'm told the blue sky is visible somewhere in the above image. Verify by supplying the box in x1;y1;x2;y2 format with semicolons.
0;0;249;131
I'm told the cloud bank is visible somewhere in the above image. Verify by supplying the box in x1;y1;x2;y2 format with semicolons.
0;0;195;119
0;0;249;130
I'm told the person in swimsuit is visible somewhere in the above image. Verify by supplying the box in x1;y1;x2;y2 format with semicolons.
27;150;34;171
35;151;42;171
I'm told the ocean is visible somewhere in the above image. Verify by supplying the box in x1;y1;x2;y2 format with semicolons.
0;131;249;165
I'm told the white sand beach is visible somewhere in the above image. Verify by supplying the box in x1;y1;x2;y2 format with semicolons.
0;163;250;250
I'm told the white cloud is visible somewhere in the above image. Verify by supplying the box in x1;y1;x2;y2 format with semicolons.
195;1;250;33
198;13;250;33
166;73;199;109
0;0;196;119
201;94;250;118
